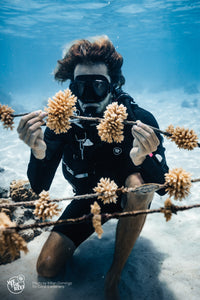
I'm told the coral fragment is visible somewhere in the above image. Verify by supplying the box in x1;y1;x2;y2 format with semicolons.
166;125;198;150
34;191;61;220
45;89;77;134
165;168;192;200
0;212;28;260
90;201;103;238
97;102;128;143
163;198;173;221
93;177;118;204
0;104;14;130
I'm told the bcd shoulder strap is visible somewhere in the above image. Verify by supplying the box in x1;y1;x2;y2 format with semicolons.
113;88;138;121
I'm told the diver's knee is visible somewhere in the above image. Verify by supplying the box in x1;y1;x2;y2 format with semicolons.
36;256;58;278
36;232;76;278
124;173;153;210
125;172;144;188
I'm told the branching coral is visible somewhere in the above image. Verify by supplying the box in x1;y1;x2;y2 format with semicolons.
34;191;61;221
45;89;77;134
165;168;192;200
93;177;118;204
0;212;28;260
97;102;128;143
0;104;14;130
166;125;198;150
163;198;173;222
90;201;103;238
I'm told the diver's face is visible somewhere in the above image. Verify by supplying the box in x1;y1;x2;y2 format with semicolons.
73;63;112;116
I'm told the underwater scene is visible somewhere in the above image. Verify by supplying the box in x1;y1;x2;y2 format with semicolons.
0;1;200;299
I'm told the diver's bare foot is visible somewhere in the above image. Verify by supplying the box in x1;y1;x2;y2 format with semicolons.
104;271;120;300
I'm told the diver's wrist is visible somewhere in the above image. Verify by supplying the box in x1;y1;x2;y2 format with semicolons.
32;148;46;160
131;155;146;166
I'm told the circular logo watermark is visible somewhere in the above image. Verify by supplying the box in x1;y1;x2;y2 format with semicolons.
113;147;122;155
7;274;25;294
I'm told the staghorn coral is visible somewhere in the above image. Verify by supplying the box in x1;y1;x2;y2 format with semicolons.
10;179;37;202
163;198;173;222
97;102;128;143
91;200;101;215
165;168;192;200
0;212;28;260
34;190;61;221
93;177;118;205
45;89;77;134
166;124;198;150
90;201;103;238
0;104;14;130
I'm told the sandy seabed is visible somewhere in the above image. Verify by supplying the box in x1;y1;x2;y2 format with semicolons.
0;89;200;299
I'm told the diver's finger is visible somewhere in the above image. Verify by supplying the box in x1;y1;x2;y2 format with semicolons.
135;120;153;133
132;129;158;153
132;129;151;150
27;128;43;148
132;123;159;149
23;121;45;145
23;112;47;131
18;111;46;141
17;111;42;134
136;121;160;146
132;122;152;138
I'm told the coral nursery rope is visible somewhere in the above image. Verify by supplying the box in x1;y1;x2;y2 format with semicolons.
10;112;171;135
0;183;166;209
0;192;101;208
9;113;200;148
2;203;200;233
1;94;200;148
11;112;199;143
0;177;200;210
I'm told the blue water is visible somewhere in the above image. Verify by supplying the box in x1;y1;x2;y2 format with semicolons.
0;0;199;111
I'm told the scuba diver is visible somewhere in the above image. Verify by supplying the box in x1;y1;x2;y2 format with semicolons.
17;35;168;300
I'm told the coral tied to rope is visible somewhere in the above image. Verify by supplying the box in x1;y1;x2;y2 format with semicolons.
166;125;199;150
34;191;61;220
45;89;77;134
163;198;174;222
97;102;128;143
0;88;199;150
93;177;118;204
0;212;28;260
0;104;14;130
0;168;200;255
165;168;192;200
90;201;103;239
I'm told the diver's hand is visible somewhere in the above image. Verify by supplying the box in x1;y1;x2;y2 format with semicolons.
130;120;160;166
17;111;47;159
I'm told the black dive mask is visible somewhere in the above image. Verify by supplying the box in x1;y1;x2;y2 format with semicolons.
69;75;112;103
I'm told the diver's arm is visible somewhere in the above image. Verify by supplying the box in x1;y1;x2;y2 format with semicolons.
129;110;169;195
17;111;47;159
27;127;64;194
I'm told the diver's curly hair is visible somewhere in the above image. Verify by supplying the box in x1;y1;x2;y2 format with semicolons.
54;36;125;88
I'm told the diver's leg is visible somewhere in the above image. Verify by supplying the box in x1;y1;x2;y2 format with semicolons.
105;173;154;300
36;231;76;278
36;195;98;278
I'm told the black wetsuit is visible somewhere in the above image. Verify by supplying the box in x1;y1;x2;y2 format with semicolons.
28;91;168;247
